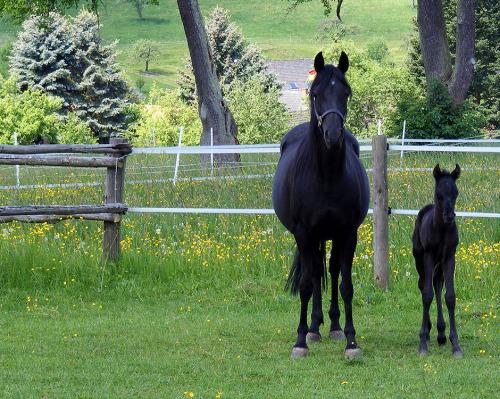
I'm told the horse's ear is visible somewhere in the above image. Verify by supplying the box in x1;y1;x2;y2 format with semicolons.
451;164;461;180
314;52;325;73
433;164;442;180
338;51;349;74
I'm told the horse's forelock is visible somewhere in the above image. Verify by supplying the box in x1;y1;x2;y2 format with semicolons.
310;64;351;98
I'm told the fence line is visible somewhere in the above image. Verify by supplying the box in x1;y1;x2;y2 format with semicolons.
127;207;499;218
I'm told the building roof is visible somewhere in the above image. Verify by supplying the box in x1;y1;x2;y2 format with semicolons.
267;59;313;112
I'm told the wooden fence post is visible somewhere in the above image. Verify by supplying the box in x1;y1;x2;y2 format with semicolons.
372;134;389;289
103;137;128;262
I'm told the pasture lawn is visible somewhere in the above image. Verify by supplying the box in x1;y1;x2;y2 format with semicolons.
0;0;416;89
0;150;498;397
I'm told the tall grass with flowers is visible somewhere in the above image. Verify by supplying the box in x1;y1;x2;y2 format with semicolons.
0;149;498;398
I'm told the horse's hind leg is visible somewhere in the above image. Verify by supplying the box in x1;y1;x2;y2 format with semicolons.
433;267;446;345
328;245;344;340
307;247;324;343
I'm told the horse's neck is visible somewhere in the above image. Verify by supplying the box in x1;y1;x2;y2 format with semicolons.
313;131;346;178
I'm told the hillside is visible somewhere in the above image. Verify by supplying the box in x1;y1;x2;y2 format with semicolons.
0;0;416;91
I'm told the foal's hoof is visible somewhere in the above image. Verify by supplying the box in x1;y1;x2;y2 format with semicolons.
452;350;464;359
329;330;345;340
291;346;309;359
306;332;321;344
419;349;428;357
344;347;362;361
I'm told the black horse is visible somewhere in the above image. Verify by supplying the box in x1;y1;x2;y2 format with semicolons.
272;52;369;359
412;164;463;357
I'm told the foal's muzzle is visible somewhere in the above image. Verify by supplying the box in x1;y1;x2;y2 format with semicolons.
443;211;456;224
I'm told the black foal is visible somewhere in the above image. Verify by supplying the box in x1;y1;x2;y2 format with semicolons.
412;164;463;357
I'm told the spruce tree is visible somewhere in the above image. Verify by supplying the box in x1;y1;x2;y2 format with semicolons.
178;6;279;104
9;13;77;108
71;10;134;141
9;10;134;142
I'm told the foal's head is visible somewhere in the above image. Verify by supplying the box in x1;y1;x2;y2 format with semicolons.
310;51;351;150
433;164;461;225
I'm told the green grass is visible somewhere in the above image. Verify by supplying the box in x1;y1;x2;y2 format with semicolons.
0;0;416;90
0;150;498;397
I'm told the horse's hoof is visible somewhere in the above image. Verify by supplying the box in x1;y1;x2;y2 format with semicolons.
306;332;321;344
437;336;446;346
329;330;345;340
419;349;428;357
452;350;464;359
344;347;362;361
291;347;309;359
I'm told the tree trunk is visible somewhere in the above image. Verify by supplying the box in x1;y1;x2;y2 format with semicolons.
176;0;239;163
417;0;452;84
449;0;475;104
417;0;476;105
145;59;149;72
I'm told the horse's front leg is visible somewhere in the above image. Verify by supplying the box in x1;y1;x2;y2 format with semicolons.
307;246;325;344
339;230;361;360
419;252;434;355
443;253;463;357
328;245;345;340
291;241;314;358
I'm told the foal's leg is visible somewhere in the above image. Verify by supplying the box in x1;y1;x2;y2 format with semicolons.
419;253;435;355
414;250;432;336
307;247;324;343
291;241;314;358
339;230;361;360
443;254;463;357
433;268;446;345
328;245;344;340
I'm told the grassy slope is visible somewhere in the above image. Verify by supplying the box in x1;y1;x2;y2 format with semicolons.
0;0;416;89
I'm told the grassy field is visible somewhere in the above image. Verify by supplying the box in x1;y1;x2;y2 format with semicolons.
0;0;416;90
0;149;498;398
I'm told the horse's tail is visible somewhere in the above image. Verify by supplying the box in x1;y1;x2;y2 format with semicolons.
285;242;328;296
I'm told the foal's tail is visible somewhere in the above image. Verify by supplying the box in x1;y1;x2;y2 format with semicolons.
285;241;328;296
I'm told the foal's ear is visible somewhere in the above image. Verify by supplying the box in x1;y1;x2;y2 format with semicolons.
338;51;349;74
451;164;461;180
314;52;325;72
433;164;442;180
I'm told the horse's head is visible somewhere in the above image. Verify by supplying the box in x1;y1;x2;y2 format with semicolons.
310;51;351;150
433;164;461;225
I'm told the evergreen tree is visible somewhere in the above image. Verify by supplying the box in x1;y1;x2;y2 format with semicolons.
71;10;134;141
9;10;135;142
178;6;279;104
9;13;77;108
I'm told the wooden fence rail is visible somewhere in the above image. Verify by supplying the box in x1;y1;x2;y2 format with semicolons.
0;137;131;262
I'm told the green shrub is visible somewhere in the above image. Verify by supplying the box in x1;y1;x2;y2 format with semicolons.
127;84;201;147
366;39;389;63
0;75;97;144
386;79;488;139
57;112;96;144
324;41;418;138
0;75;61;144
227;76;290;144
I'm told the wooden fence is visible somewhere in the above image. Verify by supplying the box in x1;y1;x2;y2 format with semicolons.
0;137;131;262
